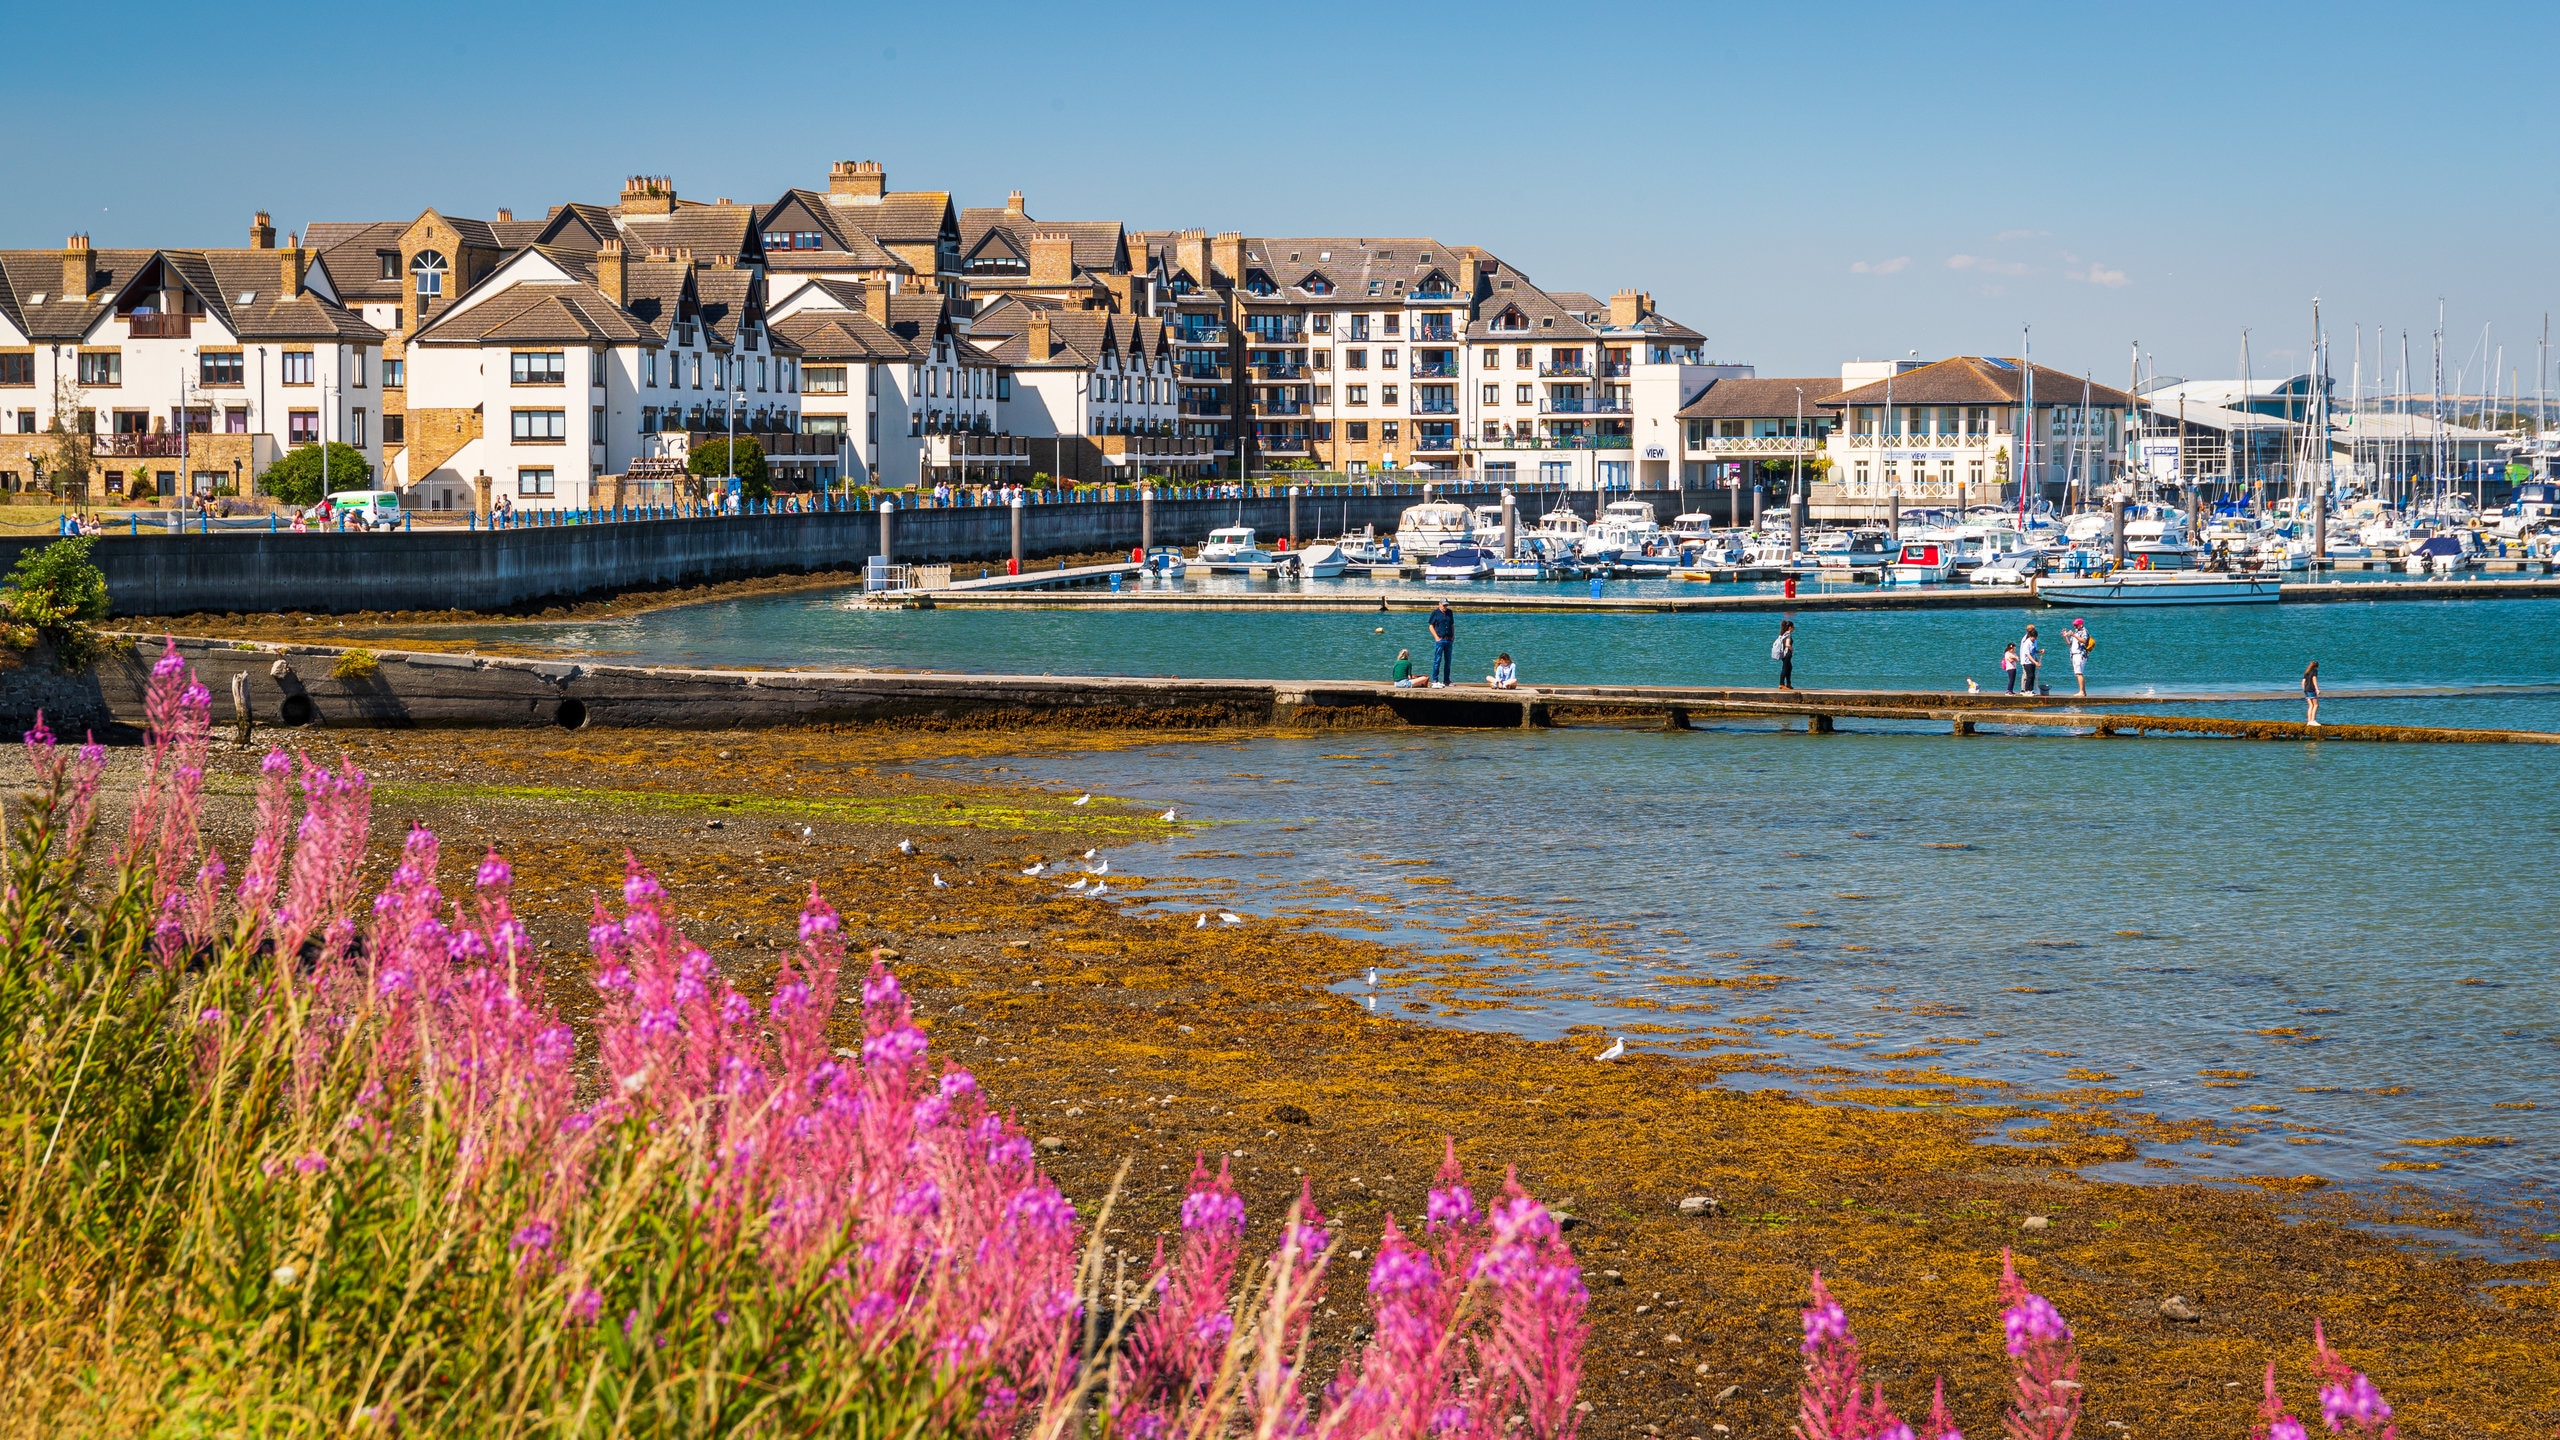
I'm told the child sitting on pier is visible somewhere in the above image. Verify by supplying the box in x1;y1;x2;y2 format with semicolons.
1488;654;1519;689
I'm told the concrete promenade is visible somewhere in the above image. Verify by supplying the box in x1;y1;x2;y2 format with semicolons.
26;635;2551;747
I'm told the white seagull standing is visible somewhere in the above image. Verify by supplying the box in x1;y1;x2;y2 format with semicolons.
1195;913;1209;929
1089;859;1109;876
1594;1037;1626;1062
1367;968;1379;987
1161;807;1179;822
1083;849;1097;861
1022;862;1046;876
1219;912;1245;926
1091;881;1109;897
897;839;914;856
1072;794;1092;807
931;873;949;889
1066;877;1089;891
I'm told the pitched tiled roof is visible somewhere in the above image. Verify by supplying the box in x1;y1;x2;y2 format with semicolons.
757;191;909;273
1465;278;1598;343
958;210;1129;274
829;191;956;247
772;308;910;362
1236;236;1476;307
1676;378;1841;419
620;259;695;338
615;204;759;267
411;283;650;345
304;220;409;302
1824;358;2135;410
0;247;382;343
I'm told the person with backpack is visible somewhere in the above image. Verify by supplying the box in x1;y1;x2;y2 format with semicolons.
1773;619;1795;690
2000;641;2019;694
2065;618;2094;697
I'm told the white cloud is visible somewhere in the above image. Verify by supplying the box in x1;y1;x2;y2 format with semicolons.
1995;228;2051;242
2071;261;2130;288
1849;256;1911;275
1947;254;2030;276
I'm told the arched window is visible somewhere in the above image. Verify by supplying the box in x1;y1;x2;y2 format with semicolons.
409;251;449;298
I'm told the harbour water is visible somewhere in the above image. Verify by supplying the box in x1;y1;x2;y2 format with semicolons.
439;588;2560;1200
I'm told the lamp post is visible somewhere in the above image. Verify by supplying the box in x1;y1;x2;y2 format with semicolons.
1791;385;1805;558
729;380;746;501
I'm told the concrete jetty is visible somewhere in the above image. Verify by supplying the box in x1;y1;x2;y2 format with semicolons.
32;636;2553;748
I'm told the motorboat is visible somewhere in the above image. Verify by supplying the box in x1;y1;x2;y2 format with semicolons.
1421;546;1496;581
1970;550;2042;586
1530;506;1592;549
2406;533;2481;575
1197;526;1275;571
1292;542;1347;579
1669;512;1718;545
1394;502;1475;557
1492;536;1579;580
2122;541;2198;571
1739;533;1795;566
1142;548;1188;580
1818;529;1894;571
1333;525;1395;565
2036;571;2282;606
1887;538;1959;584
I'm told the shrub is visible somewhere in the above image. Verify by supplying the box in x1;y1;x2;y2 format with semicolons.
0;644;1589;1437
328;647;380;680
0;536;110;669
688;437;771;501
257;441;374;506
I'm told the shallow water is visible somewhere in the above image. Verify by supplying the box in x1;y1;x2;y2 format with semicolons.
948;728;2558;1199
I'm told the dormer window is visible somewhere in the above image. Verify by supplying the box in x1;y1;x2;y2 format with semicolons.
1300;272;1332;295
1244;269;1276;296
377;251;400;281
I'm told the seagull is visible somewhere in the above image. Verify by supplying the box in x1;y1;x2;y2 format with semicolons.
1966;678;1980;694
1089;859;1109;875
1195;913;1208;929
1219;912;1245;926
1595;1037;1626;1062
897;839;914;856
1083;849;1097;860
1072;794;1091;807
1022;862;1045;876
1367;968;1379;987
931;873;949;889
1161;807;1179;822
1091;881;1109;896
800;825;815;844
1066;877;1089;891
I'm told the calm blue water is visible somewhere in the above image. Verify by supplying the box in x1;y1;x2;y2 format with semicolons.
442;589;2560;1199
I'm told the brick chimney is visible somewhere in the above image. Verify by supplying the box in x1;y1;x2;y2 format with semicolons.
1608;289;1648;328
862;283;890;326
496;208;514;223
60;235;91;300
1210;232;1246;288
1029;229;1076;285
828;160;886;202
597;238;626;306
281;234;307;298
619;175;677;217
250;210;276;249
1175;230;1212;291
1026;310;1051;363
1004;189;1026;217
1457;253;1481;302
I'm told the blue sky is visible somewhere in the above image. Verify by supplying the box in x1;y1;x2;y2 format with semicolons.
9;0;2552;393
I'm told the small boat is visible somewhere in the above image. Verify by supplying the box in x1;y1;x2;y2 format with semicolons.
1421;546;1496;581
1197;526;1275;572
1970;551;2041;586
1334;525;1394;565
1887;539;1958;584
1395;502;1475;557
1818;529;1894;571
1492;536;1578;580
1143;548;1188;579
2406;533;2479;575
1669;512;1718;545
1293;542;1347;579
2036;571;2282;606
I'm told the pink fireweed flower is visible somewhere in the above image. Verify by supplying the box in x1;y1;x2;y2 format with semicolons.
566;1286;604;1324
477;851;512;889
1794;1271;1897;1440
2311;1321;2396;1438
2001;1291;2071;1357
1924;1375;1963;1440
1996;1251;2082;1440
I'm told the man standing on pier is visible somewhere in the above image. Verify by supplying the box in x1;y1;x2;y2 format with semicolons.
1428;601;1456;685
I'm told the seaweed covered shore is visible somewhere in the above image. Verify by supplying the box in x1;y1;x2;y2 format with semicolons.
65;722;2560;1437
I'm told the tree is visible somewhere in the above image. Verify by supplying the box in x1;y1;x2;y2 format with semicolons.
36;370;93;502
2;537;110;669
258;442;374;506
688;437;771;501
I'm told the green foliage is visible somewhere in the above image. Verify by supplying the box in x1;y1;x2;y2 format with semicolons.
687;437;771;501
328;647;380;681
257;442;374;507
1;537;110;669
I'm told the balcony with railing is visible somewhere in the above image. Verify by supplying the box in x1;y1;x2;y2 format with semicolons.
1597;361;1631;378
1178;361;1230;379
1685;433;1827;455
1256;401;1308;416
1175;325;1231;346
1251;362;1306;380
1412;400;1459;415
1410;325;1456;343
1407;290;1459;303
1411;429;1461;453
1254;435;1310;454
1242;321;1306;344
1463;433;1632;452
1180;402;1231;418
686;429;840;457
97;433;191;457
1538;362;1590;377
1409;360;1459;378
125;313;193;339
925;433;1032;465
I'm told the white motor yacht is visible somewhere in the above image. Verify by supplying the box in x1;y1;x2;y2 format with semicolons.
1292;542;1347;579
1333;525;1394;565
1887;537;1959;584
2037;571;2282;605
1422;546;1496;581
1394;502;1475;557
1197;526;1276;571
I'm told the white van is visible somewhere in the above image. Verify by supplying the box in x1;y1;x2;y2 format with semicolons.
326;489;405;530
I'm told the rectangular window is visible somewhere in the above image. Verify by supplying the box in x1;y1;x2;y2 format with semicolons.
1381;385;1399;406
350;351;367;386
1313;386;1333;405
0;354;32;387
805;366;848;394
15;410;33;433
1383;315;1401;336
195;351;243;386
1515;347;1533;367
1516;384;1532;404
517;467;556;497
1381;349;1399;369
1481;348;1500;369
1347;421;1369;441
511;351;567;385
347;409;364;445
288;411;319;444
1383;421;1400;441
1315;421;1332;440
78;351;121;386
383;414;406;444
592;406;605;440
690;354;703;389
643;351;659;387
383;358;405;388
1346;385;1367;405
1345;349;1367;370
378;251;400;282
1311;313;1332;334
511;409;568;442
225;408;248;434
279;351;313;385
1482;384;1499;404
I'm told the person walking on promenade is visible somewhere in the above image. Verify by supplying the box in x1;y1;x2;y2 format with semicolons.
2066;618;2094;697
2303;660;2321;726
2001;642;2020;693
2019;624;2042;695
1428;600;1456;685
1773;619;1796;690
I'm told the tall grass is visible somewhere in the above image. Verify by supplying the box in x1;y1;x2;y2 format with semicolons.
0;645;1589;1438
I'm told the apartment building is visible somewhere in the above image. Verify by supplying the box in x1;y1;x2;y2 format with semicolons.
1674;376;1837;516
958;193;1157;316
1816;356;2135;511
768;281;906;489
402;234;802;511
0;223;383;500
968;299;1212;483
1463;285;1716;490
766;279;1009;489
766;162;962;302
